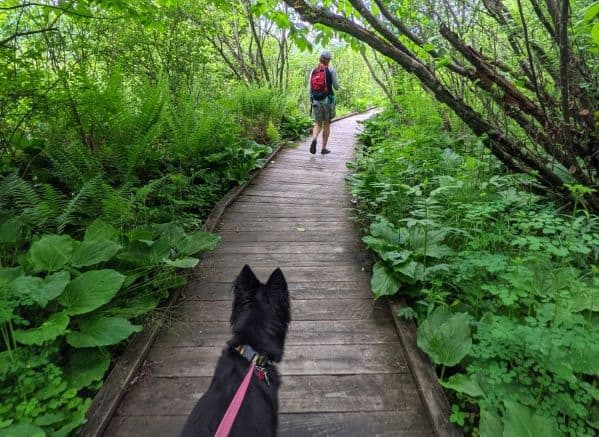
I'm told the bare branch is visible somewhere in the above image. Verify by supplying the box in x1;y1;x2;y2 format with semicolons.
0;27;59;47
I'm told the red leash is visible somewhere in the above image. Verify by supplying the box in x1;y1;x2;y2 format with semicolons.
214;362;256;437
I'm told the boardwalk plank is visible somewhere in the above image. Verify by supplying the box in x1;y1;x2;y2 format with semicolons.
278;412;434;436
217;219;358;232
156;319;398;347
218;230;358;243
175;298;388;322
116;374;421;416
184;281;371;300
210;241;364;254
235;195;348;206
104;412;433;437
196;264;369;283
241;189;351;200
146;344;409;377
202;251;370;266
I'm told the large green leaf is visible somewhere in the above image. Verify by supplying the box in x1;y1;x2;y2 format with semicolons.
84;219;119;241
103;295;159;318
0;423;45;437
64;348;110;389
417;306;471;366
12;312;70;345
71;239;122;268
362;235;393;258
10;271;70;307
33;413;66;427
584;3;599;21
394;260;422;282
58;270;125;315
502;401;563;437
371;261;401;299
28;234;76;272
0;266;23;286
570;286;599;312
404;227;452;259
162;257;199;268
440;373;484;397
176;231;221;256
66;316;141;347
369;217;400;244
156;222;186;246
0;217;23;244
592;22;599;45
480;408;503;437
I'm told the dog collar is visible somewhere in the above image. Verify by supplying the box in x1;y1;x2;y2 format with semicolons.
234;345;271;385
234;344;270;367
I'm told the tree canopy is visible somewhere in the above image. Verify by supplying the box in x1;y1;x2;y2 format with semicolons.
278;0;598;208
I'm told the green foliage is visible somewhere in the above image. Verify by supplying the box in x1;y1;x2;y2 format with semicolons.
280;112;312;140
0;348;91;436
28;235;76;273
417;307;472;368
349;107;599;436
0;0;381;432
370;261;402;298
58;270;125;316
10;272;70;308
0;219;220;434
63;349;110;391
66;317;142;348
13;313;70;346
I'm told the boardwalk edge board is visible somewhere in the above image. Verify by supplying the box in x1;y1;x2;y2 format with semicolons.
390;300;463;437
80;109;373;437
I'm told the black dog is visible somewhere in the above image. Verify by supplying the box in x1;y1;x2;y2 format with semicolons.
180;265;290;437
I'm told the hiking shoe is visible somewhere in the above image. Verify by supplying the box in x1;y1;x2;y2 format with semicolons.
321;148;331;155
309;139;317;154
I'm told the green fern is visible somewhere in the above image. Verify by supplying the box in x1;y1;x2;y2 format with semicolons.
105;78;167;181
100;184;136;227
0;173;40;212
45;142;103;191
0;174;67;233
57;175;107;232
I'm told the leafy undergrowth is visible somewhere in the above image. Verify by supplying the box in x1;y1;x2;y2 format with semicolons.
348;108;599;436
0;80;303;435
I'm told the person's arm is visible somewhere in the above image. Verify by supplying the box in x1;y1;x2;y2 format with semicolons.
330;67;340;90
307;68;313;99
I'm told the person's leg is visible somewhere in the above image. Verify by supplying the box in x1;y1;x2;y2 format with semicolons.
311;122;322;141
310;103;323;154
310;121;322;154
321;104;332;154
321;121;330;152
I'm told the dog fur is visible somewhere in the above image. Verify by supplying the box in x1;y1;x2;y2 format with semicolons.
180;265;290;437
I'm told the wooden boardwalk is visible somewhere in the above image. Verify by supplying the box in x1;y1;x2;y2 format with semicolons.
104;112;434;436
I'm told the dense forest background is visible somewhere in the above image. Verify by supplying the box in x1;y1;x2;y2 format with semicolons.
0;0;598;436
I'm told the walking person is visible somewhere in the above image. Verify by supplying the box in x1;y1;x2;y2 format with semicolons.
308;51;339;155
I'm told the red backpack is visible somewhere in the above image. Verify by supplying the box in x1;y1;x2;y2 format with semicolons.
310;64;330;100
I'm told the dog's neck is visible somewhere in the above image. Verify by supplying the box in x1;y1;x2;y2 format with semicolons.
234;344;271;367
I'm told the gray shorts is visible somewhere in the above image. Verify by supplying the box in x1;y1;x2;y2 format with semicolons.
312;101;336;123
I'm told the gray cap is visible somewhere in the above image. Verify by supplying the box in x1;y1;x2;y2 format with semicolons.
320;51;332;60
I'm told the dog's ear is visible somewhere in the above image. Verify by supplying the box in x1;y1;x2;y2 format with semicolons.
266;268;290;321
231;265;260;325
266;268;287;292
234;264;260;294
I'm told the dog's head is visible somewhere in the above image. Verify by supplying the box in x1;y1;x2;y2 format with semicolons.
230;265;290;362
